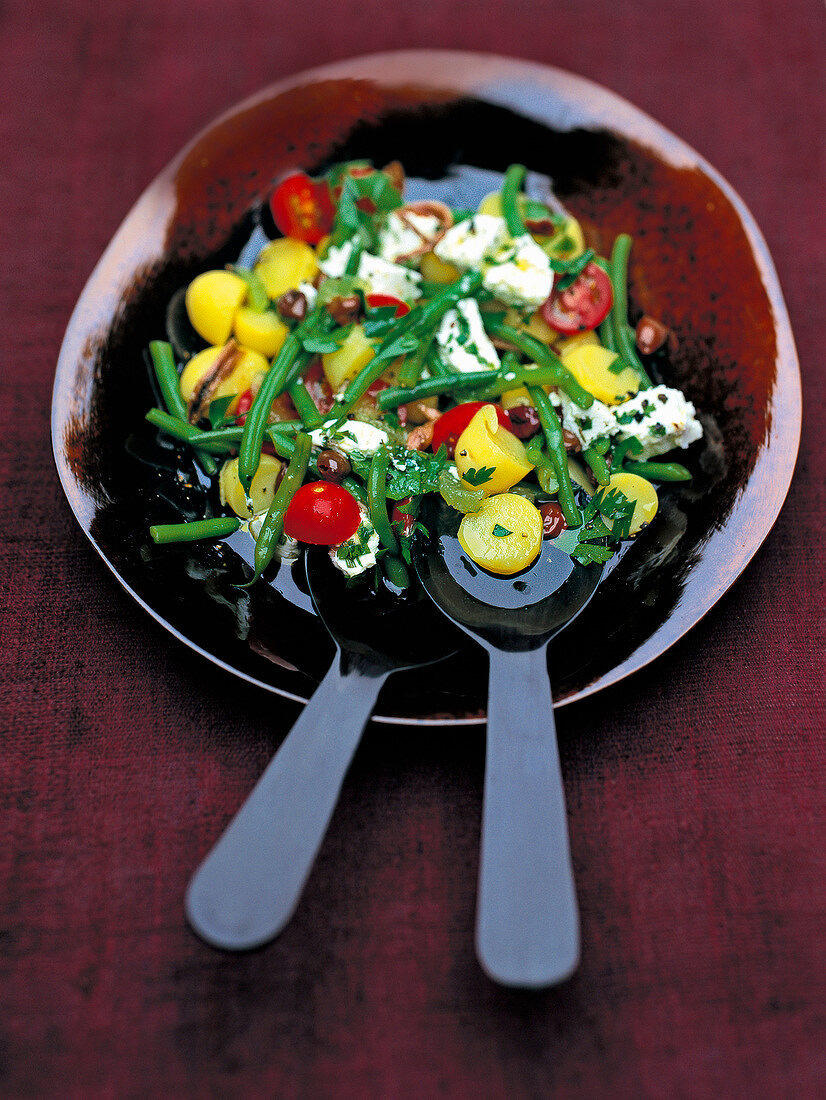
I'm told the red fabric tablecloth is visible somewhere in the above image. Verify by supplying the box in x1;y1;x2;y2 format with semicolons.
2;1;823;1096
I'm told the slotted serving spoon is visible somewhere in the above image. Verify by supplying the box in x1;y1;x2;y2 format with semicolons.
413;501;604;988
186;546;458;951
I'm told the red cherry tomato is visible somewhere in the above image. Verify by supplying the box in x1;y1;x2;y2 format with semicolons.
431;402;513;459
540;261;613;334
284;482;361;545
391;497;416;537
269;173;335;245
235;389;254;424
366;293;410;318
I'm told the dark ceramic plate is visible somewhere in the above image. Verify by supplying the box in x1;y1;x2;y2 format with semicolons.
52;51;801;725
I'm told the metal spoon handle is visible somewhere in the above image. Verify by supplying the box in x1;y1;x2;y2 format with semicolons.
186;653;387;951
476;645;580;988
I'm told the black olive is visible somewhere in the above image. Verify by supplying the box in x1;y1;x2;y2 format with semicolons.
316;448;351;484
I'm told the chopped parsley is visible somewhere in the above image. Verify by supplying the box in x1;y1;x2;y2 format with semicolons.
570;487;635;564
347;445;449;500
461;466;496;487
492;524;512;538
207;394;238;429
302;325;353;355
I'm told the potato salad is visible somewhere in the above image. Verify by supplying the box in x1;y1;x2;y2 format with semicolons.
147;160;702;589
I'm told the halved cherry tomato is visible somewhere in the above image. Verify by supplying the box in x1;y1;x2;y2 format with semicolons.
235;389;254;424
431;401;513;459
283;482;361;545
391;497;416;537
366;293;410;318
269;173;335;245
303;359;334;414
540;261;613;334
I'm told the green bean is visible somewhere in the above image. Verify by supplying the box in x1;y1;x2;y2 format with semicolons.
501;164;527;237
527;385;581;528
367;444;398;554
482;320;594;408
146;409;298;459
621;460;692;482
149;517;241;544
582;446;611;487
424;346;451;378
342;476;368;506
376;370;495;410
149;341;217;475
149;341;188;420
525;436;559;494
287;378;325;429
382;554;410;590
597;317;617;353
246;431;312;584
609;234;652;388
238;330;308;490
239;309;335;491
471;364;575;401
146;409;241;453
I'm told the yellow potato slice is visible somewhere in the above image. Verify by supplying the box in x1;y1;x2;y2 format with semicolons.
454;405;534;496
502;306;557;345
560;344;641;405
419;250;460;285
607;472;658;535
185;270;247;346
321;324;375;390
458;493;543;575
254;237;319;299
233;307;289;358
220;454;283;518
179;345;269;413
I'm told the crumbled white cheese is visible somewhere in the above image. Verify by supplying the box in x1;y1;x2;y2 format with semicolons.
357;252;422;302
330;509;381;579
318;241;353;278
318;242;422;302
613;385;703;458
378;210;441;264
553;391;618;449
297;281;318;310
435;298;501;374
434;215;553;311
433;214;509;270
482;233;554;310
310;418;390;456
553;384;703;457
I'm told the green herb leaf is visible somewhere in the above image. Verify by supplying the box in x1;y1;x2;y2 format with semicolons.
207;394;238;429
232;266;269;312
492;524;512;538
461;465;496;487
302;325;353;354
571;542;615;565
553;249;595;289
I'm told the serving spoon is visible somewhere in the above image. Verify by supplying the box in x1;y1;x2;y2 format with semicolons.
412;500;604;988
186;546;459;951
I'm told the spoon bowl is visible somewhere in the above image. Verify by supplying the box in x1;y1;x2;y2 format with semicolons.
413;499;604;987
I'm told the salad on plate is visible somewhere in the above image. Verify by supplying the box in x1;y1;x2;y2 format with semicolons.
146;160;702;593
